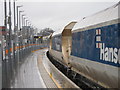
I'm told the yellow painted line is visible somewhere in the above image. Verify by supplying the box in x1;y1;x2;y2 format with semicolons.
45;66;62;89
32;48;47;52
37;50;62;89
40;55;62;88
50;73;62;89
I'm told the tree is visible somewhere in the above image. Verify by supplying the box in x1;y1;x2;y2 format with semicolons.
39;28;54;36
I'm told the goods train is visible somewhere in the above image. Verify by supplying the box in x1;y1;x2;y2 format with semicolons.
48;2;120;88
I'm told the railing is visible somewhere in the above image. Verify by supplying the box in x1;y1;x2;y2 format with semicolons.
2;43;48;88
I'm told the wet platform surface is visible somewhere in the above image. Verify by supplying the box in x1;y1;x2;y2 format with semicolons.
12;49;56;88
37;50;57;88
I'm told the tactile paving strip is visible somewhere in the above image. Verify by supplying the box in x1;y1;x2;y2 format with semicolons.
37;53;58;88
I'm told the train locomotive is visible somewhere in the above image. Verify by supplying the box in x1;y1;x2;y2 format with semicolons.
48;2;120;88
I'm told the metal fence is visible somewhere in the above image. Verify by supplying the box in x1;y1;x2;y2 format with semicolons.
2;43;48;88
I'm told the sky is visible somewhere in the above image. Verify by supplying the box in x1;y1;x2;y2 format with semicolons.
0;0;119;32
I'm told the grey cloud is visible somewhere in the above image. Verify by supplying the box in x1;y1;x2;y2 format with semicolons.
0;2;116;32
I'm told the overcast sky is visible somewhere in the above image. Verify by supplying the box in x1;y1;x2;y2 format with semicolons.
0;0;119;32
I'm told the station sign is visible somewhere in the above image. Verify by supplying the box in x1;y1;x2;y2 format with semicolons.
0;26;7;35
34;36;42;39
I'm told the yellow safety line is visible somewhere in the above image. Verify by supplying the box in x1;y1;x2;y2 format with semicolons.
45;68;62;89
37;49;62;89
32;48;47;52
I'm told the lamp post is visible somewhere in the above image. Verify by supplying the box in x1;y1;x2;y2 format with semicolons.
21;14;25;59
13;0;17;83
23;17;27;55
26;19;28;27
21;14;25;41
14;0;16;29
16;5;22;62
25;19;28;43
23;17;26;27
16;6;22;52
25;20;29;53
28;21;30;52
8;0;12;85
18;11;24;61
3;0;8;88
16;5;22;85
19;11;24;30
17;5;22;30
22;14;25;27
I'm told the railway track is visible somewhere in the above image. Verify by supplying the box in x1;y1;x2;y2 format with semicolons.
47;51;106;90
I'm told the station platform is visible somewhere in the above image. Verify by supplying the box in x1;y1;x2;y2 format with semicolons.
11;49;57;88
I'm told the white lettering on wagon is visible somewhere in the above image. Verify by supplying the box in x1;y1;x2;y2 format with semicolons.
100;43;120;64
95;29;120;64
